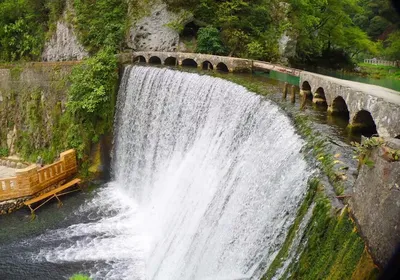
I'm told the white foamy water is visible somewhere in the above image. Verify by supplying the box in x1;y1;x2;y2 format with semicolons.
34;66;310;280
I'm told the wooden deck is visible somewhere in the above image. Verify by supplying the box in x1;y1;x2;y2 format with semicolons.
24;178;82;214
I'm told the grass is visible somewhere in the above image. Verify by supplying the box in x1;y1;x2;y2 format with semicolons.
70;274;91;280
356;62;400;80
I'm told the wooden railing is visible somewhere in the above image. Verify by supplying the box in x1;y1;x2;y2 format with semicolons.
0;149;77;202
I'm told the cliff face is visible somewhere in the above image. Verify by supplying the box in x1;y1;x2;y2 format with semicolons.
42;20;88;61
41;1;88;61
126;3;186;52
351;138;400;267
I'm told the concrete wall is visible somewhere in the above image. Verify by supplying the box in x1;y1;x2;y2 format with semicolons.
300;71;400;138
351;138;400;267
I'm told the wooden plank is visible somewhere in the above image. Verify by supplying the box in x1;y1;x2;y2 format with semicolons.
24;178;81;206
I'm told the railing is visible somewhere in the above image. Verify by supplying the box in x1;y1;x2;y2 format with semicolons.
0;149;77;202
364;59;398;67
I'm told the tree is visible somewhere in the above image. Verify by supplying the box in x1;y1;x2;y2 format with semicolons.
196;26;226;55
384;31;400;61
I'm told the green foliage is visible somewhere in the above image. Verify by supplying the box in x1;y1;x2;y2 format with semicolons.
357;62;400;80
196;27;226;55
264;186;375;279
63;47;118;159
263;178;320;279
0;0;64;62
286;204;367;279
72;0;128;53
0;147;9;157
352;137;384;170
69;274;91;280
384;31;400;61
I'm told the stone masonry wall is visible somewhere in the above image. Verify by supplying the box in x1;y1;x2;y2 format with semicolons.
0;62;78;155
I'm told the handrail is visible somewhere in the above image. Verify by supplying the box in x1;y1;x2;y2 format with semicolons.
0;149;77;202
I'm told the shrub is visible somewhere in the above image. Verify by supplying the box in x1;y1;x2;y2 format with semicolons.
70;274;91;280
73;0;128;53
196;26;225;55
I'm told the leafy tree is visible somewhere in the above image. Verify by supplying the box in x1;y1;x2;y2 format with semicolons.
384;31;400;60
196;27;225;55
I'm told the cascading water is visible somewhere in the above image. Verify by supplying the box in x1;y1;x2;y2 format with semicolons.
32;66;310;279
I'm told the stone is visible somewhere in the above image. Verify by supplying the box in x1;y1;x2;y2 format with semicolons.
127;3;190;52
351;142;400;267
41;2;88;61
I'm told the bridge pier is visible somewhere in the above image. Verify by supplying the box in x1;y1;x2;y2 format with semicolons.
282;83;288;100
290;85;296;103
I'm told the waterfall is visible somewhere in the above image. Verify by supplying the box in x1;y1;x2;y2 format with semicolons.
35;66;310;280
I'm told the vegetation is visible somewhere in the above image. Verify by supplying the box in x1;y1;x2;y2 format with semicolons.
54;47;118;162
0;0;64;61
352;137;400;171
0;0;398;69
72;0;128;53
165;0;400;68
263;179;379;279
196;27;225;55
10;48;118;168
0;147;9;157
69;274;91;280
356;62;400;80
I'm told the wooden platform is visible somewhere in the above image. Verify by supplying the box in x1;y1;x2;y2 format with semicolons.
24;178;82;214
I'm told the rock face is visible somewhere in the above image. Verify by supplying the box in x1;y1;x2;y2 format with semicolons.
42;1;88;62
351;138;400;267
279;32;297;62
127;4;183;52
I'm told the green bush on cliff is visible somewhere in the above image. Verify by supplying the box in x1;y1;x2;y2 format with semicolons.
61;47;118;160
0;0;65;62
73;0;128;53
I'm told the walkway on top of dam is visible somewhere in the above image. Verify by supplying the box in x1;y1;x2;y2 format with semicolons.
119;51;400;138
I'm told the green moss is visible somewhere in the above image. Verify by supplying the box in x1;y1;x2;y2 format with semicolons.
69;274;91;280
10;65;23;80
263;178;320;279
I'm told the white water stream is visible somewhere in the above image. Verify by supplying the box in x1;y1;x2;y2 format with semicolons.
35;66;310;280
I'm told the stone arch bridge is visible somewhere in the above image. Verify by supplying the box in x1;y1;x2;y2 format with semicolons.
300;72;400;138
118;51;400;138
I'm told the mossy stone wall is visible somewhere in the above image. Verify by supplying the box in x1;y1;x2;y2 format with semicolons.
0;62;78;161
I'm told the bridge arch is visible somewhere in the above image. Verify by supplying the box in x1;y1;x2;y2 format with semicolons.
149;56;162;64
351;110;378;137
301;81;312;100
164;57;177;66
202;61;213;70
396;135;400;139
134;55;146;63
301;81;311;91
216;62;229;72
329;96;350;122
182;58;198;68
313;87;327;106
